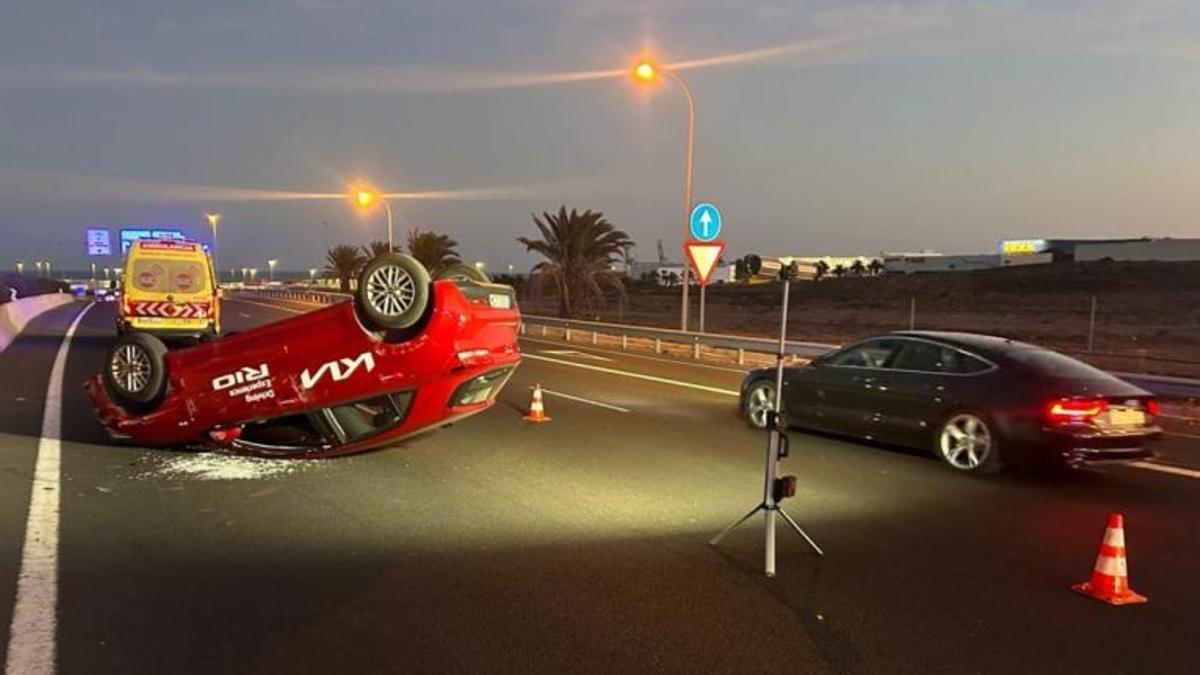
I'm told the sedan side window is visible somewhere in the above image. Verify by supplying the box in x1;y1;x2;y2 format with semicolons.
892;341;991;374
827;339;901;369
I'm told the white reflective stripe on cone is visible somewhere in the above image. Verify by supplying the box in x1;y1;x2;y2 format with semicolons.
1094;554;1128;577
1103;527;1126;548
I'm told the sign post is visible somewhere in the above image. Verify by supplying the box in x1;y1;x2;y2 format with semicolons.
688;203;723;333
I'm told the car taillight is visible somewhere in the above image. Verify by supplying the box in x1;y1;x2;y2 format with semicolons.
1046;398;1108;423
1145;398;1161;416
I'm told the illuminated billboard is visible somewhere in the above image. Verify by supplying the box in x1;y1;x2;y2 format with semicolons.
119;228;186;254
1000;239;1048;256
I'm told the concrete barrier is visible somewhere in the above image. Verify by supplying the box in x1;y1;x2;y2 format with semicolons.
0;293;76;353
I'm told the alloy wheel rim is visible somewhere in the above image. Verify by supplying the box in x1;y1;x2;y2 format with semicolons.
365;264;416;317
939;414;992;470
747;385;773;428
111;344;151;394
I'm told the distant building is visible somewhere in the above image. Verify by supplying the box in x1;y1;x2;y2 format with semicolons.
998;237;1148;262
1074;238;1200;262
883;253;1000;274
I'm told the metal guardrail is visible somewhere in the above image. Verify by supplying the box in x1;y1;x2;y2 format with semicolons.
230;290;1200;398
229;288;349;305
520;314;837;364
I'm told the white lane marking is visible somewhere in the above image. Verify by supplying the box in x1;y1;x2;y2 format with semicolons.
223;297;305;314
6;301;94;675
523;353;739;398
1158;412;1200;422
238;312;251;318
534;387;630;413
521;336;750;374
539;349;614;362
1164;430;1200;441
1128;461;1200;480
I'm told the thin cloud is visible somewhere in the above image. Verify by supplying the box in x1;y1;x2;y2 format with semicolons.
0;167;594;204
0;18;929;94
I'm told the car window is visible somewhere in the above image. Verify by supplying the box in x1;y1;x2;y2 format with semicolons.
891;341;990;374
238;413;328;449
324;391;414;443
826;339;901;369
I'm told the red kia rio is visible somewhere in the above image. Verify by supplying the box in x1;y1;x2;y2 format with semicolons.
85;254;521;457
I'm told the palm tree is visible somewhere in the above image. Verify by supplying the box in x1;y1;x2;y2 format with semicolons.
813;260;830;281
325;244;365;292
850;259;867;277
517;206;634;317
406;228;461;277
363;240;396;259
832;264;847;278
867;259;885;276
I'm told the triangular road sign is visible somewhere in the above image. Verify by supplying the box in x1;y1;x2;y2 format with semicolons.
684;241;725;286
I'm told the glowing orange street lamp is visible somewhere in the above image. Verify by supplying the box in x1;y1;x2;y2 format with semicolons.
351;187;394;252
632;57;697;332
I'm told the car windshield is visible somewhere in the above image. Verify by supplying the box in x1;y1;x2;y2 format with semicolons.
1007;348;1112;380
130;258;209;295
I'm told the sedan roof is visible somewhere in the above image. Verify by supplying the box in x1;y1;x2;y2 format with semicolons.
889;330;1038;356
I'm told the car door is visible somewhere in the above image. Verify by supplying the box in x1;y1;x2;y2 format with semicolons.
876;339;994;445
806;338;904;437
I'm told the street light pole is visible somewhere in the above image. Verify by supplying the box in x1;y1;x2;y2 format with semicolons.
633;59;697;332
267;259;278;282
206;212;221;283
382;198;394;252
664;69;696;332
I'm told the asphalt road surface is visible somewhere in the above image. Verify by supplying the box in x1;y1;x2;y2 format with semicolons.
2;298;1199;674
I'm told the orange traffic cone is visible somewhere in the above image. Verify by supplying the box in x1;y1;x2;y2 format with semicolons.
1071;512;1147;605
524;384;551;423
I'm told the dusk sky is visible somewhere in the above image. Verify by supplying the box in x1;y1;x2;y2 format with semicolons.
2;0;1199;272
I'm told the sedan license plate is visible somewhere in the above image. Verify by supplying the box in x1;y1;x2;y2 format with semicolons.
488;293;512;309
1106;408;1146;427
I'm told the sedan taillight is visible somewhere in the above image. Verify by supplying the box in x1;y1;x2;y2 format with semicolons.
1145;398;1161;417
1046;398;1108;424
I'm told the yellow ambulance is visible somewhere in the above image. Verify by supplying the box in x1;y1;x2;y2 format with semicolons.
117;239;220;339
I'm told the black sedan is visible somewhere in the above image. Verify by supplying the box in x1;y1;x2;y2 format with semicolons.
739;331;1162;473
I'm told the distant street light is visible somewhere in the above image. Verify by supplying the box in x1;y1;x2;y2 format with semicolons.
507;263;514;276
250;267;258;281
206;212;221;282
267;259;278;282
308;268;317;283
240;267;248;280
90;261;97;281
632;57;696;332
15;261;23;275
352;187;394;252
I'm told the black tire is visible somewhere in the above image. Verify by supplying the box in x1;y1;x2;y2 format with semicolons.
355;253;431;331
743;380;775;430
934;410;1003;475
103;333;169;410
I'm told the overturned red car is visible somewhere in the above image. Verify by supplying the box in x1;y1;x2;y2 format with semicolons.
85;254;521;457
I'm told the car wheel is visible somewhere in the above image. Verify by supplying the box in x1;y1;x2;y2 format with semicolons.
744;380;775;430
355;253;431;331
103;333;168;410
936;412;1002;474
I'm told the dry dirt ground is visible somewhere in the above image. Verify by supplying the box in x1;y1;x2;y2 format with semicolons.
520;261;1200;378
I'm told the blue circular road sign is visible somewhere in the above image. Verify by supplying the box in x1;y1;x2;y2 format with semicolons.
689;203;722;242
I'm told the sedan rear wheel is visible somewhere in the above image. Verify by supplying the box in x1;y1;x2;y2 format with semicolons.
744;381;775;430
937;412;1001;474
